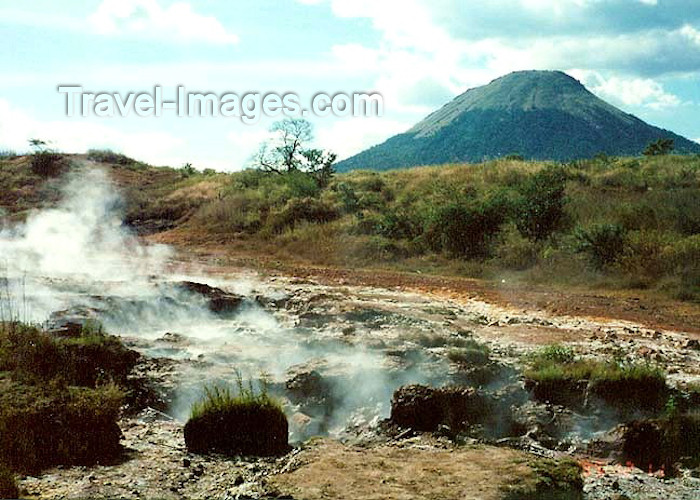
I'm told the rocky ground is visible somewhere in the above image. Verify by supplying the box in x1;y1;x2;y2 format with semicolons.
14;266;700;499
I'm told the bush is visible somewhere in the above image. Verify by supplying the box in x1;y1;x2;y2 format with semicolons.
268;197;339;233
574;223;627;269
529;344;575;365
514;166;568;241
643;138;674;156
424;195;507;258
185;382;289;457
493;226;539;270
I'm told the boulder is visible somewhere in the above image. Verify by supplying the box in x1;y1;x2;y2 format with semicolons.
175;281;245;315
389;384;492;433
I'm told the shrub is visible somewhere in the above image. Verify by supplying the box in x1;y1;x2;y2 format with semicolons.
424;194;507;258
643;138;674;156
574;223;627;269
29;139;66;177
493;225;539;270
185;381;289;457
268;197;339;233
529;344;575;365
514;166;568;241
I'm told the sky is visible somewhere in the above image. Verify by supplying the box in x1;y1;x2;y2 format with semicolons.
1;0;700;171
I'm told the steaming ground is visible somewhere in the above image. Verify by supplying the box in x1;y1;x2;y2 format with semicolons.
0;166;446;438
5;167;700;499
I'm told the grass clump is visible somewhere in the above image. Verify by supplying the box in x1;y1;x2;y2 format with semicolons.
0;321;140;473
0;379;124;473
185;377;289;457
446;342;491;367
0;321;139;387
524;344;668;410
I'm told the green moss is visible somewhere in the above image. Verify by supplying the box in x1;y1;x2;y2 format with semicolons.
503;457;583;500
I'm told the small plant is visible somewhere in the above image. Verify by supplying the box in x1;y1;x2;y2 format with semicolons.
503;457;583;499
529;344;576;366
446;343;491;366
180;162;196;177
28;138;65;177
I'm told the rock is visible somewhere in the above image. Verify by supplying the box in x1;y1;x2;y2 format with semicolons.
184;402;290;457
159;332;188;345
46;306;103;338
285;370;331;404
389;384;492;433
175;281;245;316
682;339;700;351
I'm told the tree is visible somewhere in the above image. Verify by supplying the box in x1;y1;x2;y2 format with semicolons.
643;138;674;156
253;118;336;186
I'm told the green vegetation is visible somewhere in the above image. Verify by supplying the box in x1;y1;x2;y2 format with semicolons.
87;148;139;166
643;138;674;156
0;321;139;387
0;321;138;473
525;344;668;410
180;154;700;302
4;150;700;302
28;138;66;177
503;457;583;500
446;341;491;367
189;378;282;420
184;377;289;456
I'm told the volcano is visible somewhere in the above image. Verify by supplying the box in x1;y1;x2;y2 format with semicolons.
336;70;700;171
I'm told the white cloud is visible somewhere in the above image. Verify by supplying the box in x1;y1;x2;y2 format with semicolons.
0;99;183;166
572;70;681;110
315;118;410;160
89;0;238;45
304;0;700;118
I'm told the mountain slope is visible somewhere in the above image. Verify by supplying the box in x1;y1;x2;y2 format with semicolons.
337;71;700;171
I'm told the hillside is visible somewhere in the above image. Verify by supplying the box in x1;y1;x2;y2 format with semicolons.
2;150;699;312
337;71;700;171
